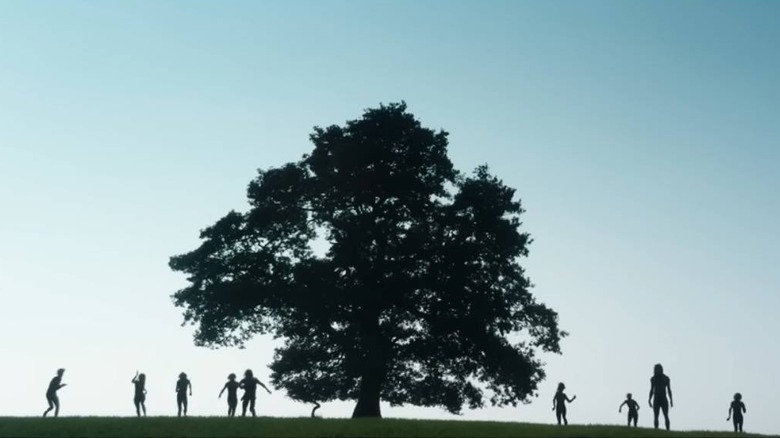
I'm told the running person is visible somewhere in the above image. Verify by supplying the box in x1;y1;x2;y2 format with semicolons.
239;369;271;417
132;371;147;417
176;372;192;417
218;373;240;417
619;393;640;427
727;393;747;433
648;363;673;430
43;368;67;418
552;382;576;425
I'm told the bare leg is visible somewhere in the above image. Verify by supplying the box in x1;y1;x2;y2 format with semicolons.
43;397;54;417
653;403;660;429
241;398;249;417
661;403;670;431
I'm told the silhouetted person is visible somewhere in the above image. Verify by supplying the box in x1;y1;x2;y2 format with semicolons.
218;373;239;417
43;368;66;417
176;372;192;417
648;363;673;430
132;371;147;417
239;369;271;417
727;392;747;433
552;382;576;425
619;393;640;427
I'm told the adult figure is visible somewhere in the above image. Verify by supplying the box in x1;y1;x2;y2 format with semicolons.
132;371;147;417
239;369;271;417
176;372;192;417
43;368;67;417
648;363;673;430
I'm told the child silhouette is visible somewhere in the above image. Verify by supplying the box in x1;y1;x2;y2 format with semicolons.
43;368;67;418
727;393;747;433
239;369;271;417
219;373;240;417
176;372;192;417
131;371;147;417
619;393;640;427
552;382;576;425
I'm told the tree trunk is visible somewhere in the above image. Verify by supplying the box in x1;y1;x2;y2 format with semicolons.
352;309;385;418
351;368;382;418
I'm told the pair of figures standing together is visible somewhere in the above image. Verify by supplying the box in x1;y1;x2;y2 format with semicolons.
553;363;673;430
131;371;192;417
218;369;272;417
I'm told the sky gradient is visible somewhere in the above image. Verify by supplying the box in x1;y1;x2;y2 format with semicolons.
1;0;779;434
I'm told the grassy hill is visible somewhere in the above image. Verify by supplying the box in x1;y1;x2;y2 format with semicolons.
0;417;774;438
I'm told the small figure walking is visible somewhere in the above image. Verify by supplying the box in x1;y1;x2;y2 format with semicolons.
619;393;640;427
132;371;147;417
176;372;192;417
648;363;673;431
239;369;271;417
552;382;576;425
727;393;747;433
43;368;67;418
219;373;240;417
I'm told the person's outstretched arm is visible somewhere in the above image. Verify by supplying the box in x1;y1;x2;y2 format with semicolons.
636;401;640;411
189;381;193;396
567;395;576;403
742;403;746;414
667;382;673;408
132;371;138;383
257;379;271;394
552;395;556;411
619;401;626;412
219;383;227;398
727;404;732;421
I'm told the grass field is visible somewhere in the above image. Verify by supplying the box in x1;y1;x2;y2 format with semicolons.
0;417;774;438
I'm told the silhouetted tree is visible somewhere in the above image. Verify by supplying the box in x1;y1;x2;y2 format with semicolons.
170;102;566;418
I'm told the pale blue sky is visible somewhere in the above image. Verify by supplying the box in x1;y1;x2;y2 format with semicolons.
0;0;778;434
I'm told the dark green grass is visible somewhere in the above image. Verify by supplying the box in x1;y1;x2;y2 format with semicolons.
0;417;774;438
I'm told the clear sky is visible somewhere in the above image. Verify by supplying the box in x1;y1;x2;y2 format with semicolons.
1;0;778;434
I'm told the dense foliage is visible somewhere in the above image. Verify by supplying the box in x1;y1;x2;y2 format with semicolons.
170;103;565;417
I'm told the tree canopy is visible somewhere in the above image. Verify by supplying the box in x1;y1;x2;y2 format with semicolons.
170;102;566;418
